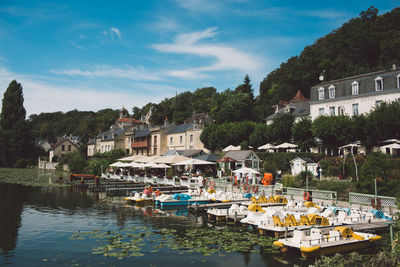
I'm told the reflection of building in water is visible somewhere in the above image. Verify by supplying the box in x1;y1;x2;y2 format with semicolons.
0;184;26;255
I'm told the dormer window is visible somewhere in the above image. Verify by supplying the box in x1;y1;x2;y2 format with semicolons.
318;87;324;100
375;76;383;91
328;85;335;98
351;81;359;95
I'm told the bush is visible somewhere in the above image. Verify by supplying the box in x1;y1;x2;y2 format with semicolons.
258;152;324;174
281;174;300;187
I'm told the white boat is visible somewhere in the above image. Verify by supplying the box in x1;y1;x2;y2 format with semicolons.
273;226;381;258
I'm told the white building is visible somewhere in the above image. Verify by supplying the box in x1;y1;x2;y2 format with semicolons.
309;67;400;120
290;157;318;176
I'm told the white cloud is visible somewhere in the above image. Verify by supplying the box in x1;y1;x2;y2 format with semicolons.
102;27;122;40
0;67;176;115
51;65;159;81
153;27;262;78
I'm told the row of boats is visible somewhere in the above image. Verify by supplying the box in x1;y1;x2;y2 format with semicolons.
123;186;392;258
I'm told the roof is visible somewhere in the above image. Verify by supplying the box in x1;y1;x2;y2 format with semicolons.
96;127;125;141
51;138;79;150
134;128;150;138
194;154;220;162
266;100;310;121
224;150;260;161
117;118;145;124
290;90;309;102
87;138;95;145
290;157;315;164
167;124;192;134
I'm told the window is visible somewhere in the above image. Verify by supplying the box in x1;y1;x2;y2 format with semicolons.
328;85;335;98
190;134;193;143
397;74;400;88
338;106;345;115
351;81;359;95
68;145;71;151
179;136;183;144
318;87;324;100
352;103;359;116
62;145;65;151
319;108;325;115
375;100;383;107
154;136;157;145
170;137;173;144
329;106;335;116
375;76;383;91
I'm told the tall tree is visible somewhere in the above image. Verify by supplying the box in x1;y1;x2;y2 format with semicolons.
0;80;35;167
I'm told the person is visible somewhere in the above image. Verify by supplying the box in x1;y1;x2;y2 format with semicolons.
198;175;204;188
316;162;321;180
276;170;282;181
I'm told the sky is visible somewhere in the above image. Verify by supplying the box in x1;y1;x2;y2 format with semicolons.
0;0;398;116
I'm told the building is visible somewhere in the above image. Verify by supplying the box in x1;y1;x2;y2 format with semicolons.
49;135;80;162
37;140;51;152
309;67;400;120
265;90;310;125
131;127;151;155
223;150;261;171
87;107;146;156
290;157;318;176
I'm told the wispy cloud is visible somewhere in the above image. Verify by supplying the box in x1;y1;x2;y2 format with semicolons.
0;67;175;115
51;65;159;81
152;27;262;79
301;9;349;19
102;27;122;40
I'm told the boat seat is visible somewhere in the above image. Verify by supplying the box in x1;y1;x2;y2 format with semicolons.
328;230;342;242
292;230;306;244
310;229;323;245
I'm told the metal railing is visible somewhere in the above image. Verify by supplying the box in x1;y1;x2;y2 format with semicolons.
349;192;398;214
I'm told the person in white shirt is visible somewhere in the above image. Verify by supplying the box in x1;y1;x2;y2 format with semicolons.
198;175;204;188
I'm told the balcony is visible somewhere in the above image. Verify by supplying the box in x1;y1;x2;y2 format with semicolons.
131;141;149;148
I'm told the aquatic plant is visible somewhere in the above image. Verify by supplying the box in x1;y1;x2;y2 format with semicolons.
70;225;278;259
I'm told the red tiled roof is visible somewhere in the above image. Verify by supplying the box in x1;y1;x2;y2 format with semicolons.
290;90;308;103
117;118;145;124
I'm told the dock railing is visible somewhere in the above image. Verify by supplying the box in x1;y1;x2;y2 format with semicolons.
349;192;398;215
282;187;337;205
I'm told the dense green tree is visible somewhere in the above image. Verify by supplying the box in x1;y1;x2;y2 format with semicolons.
0;80;35;167
311;115;354;154
249;123;271;148
292;117;315;151
269;113;295;144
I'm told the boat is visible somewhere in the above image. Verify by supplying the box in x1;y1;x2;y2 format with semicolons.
124;192;153;204
207;203;249;222
273;226;381;258
157;193;211;208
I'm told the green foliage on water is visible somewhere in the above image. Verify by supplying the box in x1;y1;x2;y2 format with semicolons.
0;168;67;187
70;225;278;259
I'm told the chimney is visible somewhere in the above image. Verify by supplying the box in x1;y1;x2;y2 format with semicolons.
392;64;397;70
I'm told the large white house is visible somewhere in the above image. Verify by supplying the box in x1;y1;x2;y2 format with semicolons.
309;67;400;120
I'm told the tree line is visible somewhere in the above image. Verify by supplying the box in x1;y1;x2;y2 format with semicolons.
200;100;400;154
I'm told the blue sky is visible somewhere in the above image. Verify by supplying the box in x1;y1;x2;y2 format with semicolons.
0;0;398;115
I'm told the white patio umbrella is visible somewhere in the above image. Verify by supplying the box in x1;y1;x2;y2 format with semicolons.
118;155;147;162
222;145;241;152
258;143;275;150
275;142;298;149
381;143;400;149
110;161;129;167
151;163;171;168
137;155;163;163
232;167;260;174
172;158;216;166
155;155;190;164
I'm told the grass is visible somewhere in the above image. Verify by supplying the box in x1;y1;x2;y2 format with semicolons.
0;167;68;187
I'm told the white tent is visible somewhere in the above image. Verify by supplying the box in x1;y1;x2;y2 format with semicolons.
275;142;298;149
110;161;130;167
155;155;190;164
232;167;260;175
258;143;275;150
118;155;147;162
222;145;241;152
172;158;216;166
137;155;163;163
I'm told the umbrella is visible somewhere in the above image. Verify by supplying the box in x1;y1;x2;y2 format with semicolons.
110;161;130;167
216;157;237;163
275;142;298;149
137;155;163;163
381;143;400;149
172;158;216;166
151;163;171;168
118;155;147;161
258;143;276;150
232;167;260;175
155;155;190;164
222;145;241;152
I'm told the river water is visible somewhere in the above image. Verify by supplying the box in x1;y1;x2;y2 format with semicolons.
1;182;384;267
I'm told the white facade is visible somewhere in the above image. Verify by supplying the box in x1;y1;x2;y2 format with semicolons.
290;157;318;176
310;91;400;120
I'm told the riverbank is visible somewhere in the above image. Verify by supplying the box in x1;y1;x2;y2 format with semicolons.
0;168;68;187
